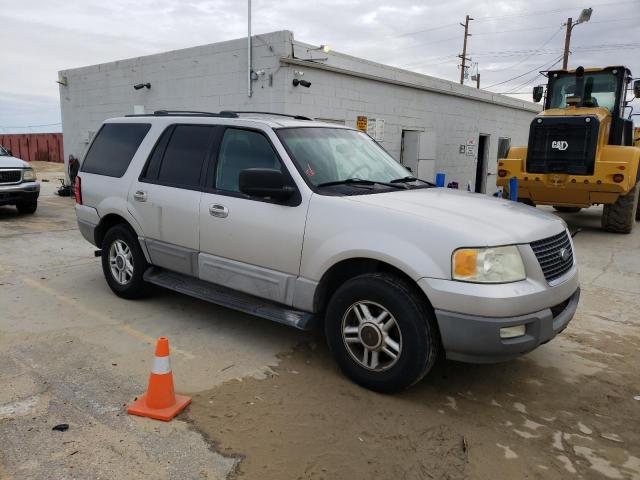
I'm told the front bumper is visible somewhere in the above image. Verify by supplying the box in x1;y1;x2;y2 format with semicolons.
433;287;580;363
0;181;40;205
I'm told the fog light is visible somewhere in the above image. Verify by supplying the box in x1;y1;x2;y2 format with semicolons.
613;173;624;183
500;325;526;339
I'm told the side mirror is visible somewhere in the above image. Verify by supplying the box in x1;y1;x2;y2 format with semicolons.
532;86;544;103
239;168;295;201
634;79;640;98
6;148;12;156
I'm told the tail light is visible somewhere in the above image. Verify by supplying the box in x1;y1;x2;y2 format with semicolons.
498;169;508;178
613;174;624;183
74;176;82;204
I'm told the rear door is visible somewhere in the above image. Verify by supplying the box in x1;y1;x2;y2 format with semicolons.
128;124;217;276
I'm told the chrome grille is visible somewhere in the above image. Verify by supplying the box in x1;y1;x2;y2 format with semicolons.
530;230;574;282
0;169;22;184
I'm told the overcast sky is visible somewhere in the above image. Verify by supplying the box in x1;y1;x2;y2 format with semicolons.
0;0;638;133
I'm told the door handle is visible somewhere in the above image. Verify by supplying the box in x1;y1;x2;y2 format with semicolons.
134;190;147;202
209;204;229;218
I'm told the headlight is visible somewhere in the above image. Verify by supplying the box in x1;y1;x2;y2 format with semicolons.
452;245;525;283
22;168;36;181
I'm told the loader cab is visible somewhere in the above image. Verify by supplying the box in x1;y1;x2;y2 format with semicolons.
539;66;634;146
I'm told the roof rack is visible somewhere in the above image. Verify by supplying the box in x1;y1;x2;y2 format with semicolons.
124;110;239;118
219;111;313;121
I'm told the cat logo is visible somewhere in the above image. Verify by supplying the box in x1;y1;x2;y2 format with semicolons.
551;140;569;151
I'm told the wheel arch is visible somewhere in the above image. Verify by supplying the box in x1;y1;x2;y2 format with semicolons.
313;257;434;314
94;214;150;263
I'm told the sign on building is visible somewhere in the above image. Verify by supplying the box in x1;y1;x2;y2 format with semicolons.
466;139;476;157
356;116;368;132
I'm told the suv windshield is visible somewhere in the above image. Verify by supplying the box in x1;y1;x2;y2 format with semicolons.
277;127;413;188
548;71;618;111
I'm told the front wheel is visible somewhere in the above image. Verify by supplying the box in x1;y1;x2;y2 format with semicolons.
101;224;150;299
324;273;440;393
601;181;639;234
16;201;37;214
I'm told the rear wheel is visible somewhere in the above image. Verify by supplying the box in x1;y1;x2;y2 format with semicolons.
101;224;150;299
324;273;440;393
553;206;582;213
16;201;37;214
601;181;639;233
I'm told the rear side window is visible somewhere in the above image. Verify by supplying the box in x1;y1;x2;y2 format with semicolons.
81;123;151;177
142;125;215;188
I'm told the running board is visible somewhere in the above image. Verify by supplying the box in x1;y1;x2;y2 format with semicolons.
143;267;317;331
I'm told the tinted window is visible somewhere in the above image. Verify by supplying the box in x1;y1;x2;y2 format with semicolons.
157;125;214;187
141;126;173;180
81;123;151;177
216;129;281;192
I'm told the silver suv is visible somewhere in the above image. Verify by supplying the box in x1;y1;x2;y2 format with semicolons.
75;111;580;392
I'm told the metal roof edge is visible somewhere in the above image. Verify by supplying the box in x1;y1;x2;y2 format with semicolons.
280;56;541;114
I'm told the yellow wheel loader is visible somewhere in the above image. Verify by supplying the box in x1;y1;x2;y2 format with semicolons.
497;66;640;233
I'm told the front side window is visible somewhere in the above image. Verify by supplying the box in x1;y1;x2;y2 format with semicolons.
216;128;282;192
277;127;410;187
548;72;618;111
0;146;9;156
81;123;151;177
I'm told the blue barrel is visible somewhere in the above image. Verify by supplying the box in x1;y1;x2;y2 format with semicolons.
509;177;518;202
435;172;446;187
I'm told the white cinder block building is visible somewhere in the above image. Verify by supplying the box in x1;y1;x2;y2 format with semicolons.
59;30;540;193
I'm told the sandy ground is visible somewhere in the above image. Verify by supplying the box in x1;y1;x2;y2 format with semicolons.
1;163;639;479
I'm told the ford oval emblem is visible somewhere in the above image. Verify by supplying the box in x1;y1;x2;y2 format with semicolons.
559;248;570;262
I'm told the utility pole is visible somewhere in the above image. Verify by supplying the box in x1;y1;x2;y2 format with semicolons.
562;17;572;70
458;15;473;85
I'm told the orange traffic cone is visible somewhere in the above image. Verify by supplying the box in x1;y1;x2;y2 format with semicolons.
127;337;191;421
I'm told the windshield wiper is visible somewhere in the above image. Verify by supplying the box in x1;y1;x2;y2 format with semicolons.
317;178;405;189
390;176;435;187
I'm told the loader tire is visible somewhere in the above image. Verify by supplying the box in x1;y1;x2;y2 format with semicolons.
602;181;639;234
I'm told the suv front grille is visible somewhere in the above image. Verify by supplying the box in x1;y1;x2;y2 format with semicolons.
530;230;574;282
0;170;22;184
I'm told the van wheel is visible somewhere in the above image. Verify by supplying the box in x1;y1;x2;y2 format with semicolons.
324;273;440;393
553;206;582;213
101;224;150;299
602;181;639;233
16;201;37;214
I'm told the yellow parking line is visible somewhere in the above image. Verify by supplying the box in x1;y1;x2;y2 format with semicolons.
20;276;195;360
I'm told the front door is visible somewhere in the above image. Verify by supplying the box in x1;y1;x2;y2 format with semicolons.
198;127;308;305
128;124;217;275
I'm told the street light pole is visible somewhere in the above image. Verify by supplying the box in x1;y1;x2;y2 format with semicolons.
561;8;593;70
562;17;573;70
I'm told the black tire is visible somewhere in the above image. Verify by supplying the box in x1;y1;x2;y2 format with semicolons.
553;206;582;213
324;273;440;393
16;201;37;214
101;224;150;299
601;181;639;234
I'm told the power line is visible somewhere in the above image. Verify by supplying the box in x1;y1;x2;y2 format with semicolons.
485;26;564;73
485;55;563;89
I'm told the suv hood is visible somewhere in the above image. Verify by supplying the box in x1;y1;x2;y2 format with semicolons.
346;188;565;245
0;155;30;168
